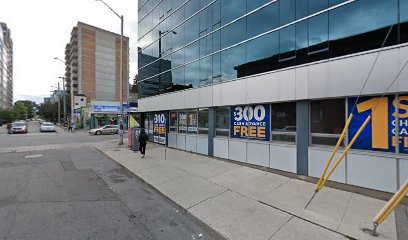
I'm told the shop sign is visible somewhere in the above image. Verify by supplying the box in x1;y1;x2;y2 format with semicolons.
179;113;187;131
93;105;120;112
187;112;197;132
349;95;408;153
154;112;166;145
231;104;270;141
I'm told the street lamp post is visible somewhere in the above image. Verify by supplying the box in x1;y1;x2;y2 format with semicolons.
59;77;67;123
57;82;61;126
54;57;74;125
96;0;125;145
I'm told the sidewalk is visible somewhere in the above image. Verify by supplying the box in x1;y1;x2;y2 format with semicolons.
96;143;402;240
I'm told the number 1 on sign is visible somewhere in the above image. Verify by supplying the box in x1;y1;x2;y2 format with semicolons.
356;98;388;149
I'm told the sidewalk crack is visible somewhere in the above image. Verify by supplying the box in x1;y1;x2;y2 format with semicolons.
337;193;353;231
187;189;229;210
268;216;294;240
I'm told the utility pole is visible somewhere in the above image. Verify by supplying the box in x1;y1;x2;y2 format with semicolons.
59;77;67;122
57;82;61;126
95;0;125;145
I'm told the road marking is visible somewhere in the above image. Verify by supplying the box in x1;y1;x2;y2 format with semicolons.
25;154;43;159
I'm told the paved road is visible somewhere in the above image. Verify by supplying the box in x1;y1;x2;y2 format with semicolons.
0;121;119;148
0;122;216;239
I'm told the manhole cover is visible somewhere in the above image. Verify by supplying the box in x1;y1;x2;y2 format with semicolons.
25;154;43;159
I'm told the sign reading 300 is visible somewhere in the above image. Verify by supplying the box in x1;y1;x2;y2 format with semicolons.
349;95;408;154
231;104;270;141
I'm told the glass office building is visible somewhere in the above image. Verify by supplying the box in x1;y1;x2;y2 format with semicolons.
138;0;408;193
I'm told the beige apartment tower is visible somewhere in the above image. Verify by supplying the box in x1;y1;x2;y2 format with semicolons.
65;22;129;103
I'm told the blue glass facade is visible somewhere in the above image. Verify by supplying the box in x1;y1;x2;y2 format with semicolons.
138;0;407;98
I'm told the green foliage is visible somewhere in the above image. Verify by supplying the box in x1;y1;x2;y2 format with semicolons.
14;100;37;119
37;102;58;122
0;109;18;123
14;102;28;120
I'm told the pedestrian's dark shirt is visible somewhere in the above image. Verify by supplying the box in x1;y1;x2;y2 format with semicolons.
138;132;148;144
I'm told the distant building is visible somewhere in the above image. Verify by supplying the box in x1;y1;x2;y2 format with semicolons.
0;22;13;109
73;95;87;110
43;97;51;104
50;89;64;104
64;22;129;103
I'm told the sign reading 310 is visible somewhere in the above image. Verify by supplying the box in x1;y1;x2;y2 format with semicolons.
231;104;270;141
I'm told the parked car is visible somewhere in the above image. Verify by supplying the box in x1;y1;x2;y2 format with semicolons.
89;125;119;135
40;122;57;132
8;121;28;134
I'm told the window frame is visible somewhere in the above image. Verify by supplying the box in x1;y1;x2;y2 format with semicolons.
270;102;297;144
215;107;230;137
309;98;346;147
198;108;209;135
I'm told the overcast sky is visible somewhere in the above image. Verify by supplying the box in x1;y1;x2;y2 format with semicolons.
0;0;138;104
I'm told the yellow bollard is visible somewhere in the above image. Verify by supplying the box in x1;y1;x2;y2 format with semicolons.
375;180;408;224
370;179;408;236
318;115;371;191
316;114;354;191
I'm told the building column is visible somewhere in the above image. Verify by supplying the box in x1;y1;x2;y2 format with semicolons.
296;100;310;176
208;107;216;156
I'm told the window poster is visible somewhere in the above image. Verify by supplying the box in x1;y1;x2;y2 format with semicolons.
349;95;408;153
231;104;270;141
187;112;198;132
153;112;166;145
179;113;187;131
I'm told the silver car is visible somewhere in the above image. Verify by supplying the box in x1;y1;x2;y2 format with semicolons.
89;125;119;135
40;122;57;132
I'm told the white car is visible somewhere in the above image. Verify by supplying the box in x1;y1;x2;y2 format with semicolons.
89;125;119;135
40;122;57;132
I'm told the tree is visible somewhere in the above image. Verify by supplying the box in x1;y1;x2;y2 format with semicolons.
37;102;57;122
14;102;28;120
0;109;18;123
131;74;138;93
14;100;37;119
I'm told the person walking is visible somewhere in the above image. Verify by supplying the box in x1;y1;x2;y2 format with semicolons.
68;118;74;132
138;128;148;158
70;118;75;132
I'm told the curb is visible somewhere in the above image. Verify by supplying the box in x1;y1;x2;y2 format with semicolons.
93;146;227;240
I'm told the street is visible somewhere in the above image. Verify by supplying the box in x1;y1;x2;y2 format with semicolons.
0;121;216;239
0;121;119;148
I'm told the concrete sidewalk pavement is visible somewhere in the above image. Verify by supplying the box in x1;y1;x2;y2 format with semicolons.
96;143;402;240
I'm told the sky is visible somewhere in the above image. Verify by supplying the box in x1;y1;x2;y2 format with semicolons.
0;0;138;104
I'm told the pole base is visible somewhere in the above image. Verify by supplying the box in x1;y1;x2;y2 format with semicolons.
362;223;379;237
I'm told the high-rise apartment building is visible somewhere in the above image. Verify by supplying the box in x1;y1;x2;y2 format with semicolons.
0;22;13;109
138;0;408;193
65;22;129;103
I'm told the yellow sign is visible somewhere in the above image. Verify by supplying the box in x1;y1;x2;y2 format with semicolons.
129;115;139;128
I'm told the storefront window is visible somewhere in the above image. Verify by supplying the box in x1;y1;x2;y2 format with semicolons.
178;111;187;133
147;114;154;141
169;111;178;132
271;102;296;143
198;108;209;134
187;109;198;134
311;99;345;146
216;107;229;137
